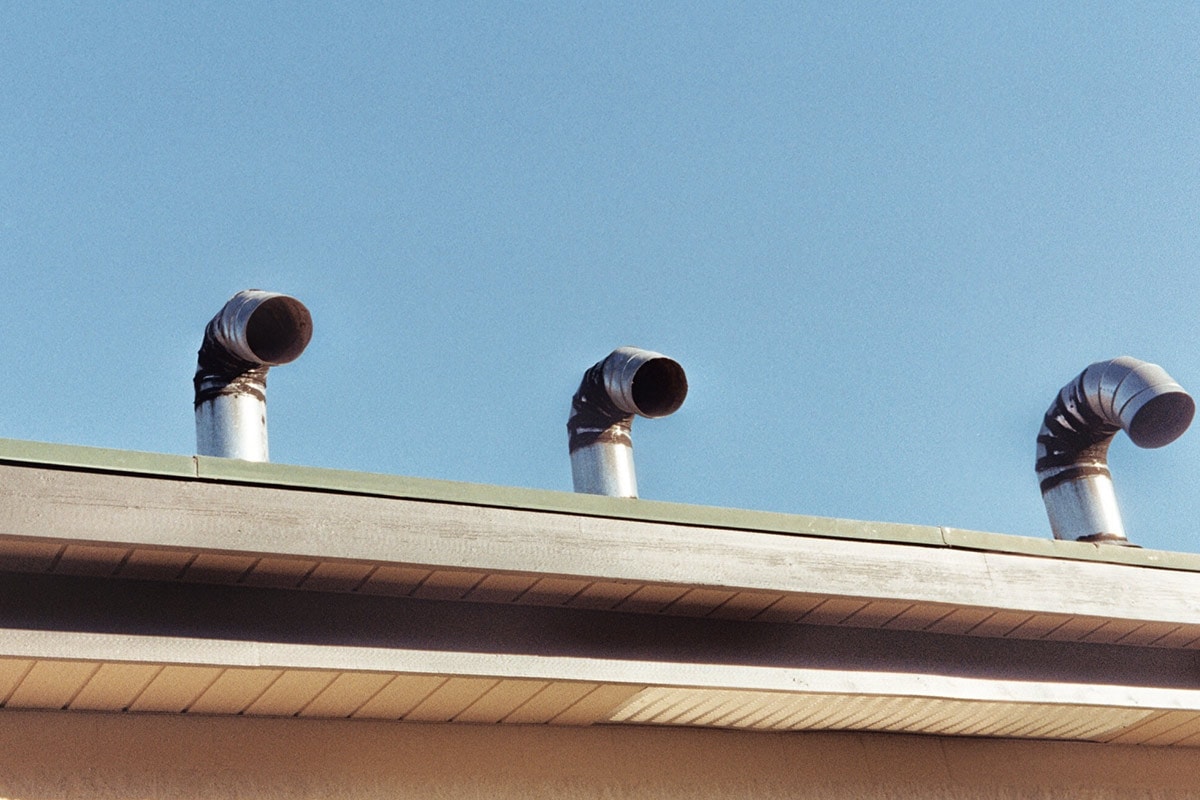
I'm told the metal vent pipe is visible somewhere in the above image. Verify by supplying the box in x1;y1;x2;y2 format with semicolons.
194;290;313;461
568;347;688;497
1036;357;1193;544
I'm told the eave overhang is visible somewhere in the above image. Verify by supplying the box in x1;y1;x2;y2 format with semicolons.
0;438;1198;746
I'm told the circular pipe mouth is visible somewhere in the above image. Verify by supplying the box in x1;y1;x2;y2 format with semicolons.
244;296;313;365
1127;391;1195;449
630;358;688;418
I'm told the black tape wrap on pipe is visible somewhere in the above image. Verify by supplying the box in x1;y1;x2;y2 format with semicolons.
567;355;633;453
193;314;268;407
1035;368;1119;493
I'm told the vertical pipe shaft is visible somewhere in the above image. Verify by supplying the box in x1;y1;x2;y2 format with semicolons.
196;393;271;462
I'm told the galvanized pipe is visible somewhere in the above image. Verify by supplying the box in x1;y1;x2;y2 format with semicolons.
568;347;688;497
1036;357;1193;544
194;290;313;461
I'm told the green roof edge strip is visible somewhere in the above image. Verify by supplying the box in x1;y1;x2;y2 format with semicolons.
1;438;1197;571
941;526;1200;572
0;437;196;478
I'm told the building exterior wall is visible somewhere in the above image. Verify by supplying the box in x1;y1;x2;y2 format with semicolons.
1;710;1198;800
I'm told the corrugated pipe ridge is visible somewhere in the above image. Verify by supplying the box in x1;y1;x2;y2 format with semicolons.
194;290;313;462
1036;356;1193;544
568;347;687;498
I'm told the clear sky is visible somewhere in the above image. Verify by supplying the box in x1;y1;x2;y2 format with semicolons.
3;3;1199;552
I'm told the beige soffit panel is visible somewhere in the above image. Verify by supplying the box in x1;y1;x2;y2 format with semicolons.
608;687;1151;741
2;629;1200;745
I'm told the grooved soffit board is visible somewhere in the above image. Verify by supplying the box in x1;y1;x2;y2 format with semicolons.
1;629;1200;745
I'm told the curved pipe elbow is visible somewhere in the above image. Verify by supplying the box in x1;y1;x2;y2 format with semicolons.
568;347;688;497
194;291;313;406
194;290;313;461
1037;357;1194;543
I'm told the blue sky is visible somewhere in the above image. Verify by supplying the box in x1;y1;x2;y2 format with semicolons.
3;3;1200;551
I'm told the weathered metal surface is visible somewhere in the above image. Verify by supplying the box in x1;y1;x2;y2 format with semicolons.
195;393;270;462
570;441;639;498
1036;357;1193;543
193;290;313;461
568;347;687;497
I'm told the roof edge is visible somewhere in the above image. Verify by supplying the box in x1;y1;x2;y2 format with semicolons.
0;437;1197;573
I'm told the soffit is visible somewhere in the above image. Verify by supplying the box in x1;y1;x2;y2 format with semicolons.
1;636;1199;746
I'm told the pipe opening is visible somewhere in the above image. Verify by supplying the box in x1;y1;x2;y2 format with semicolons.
1127;391;1195;449
245;296;313;366
631;358;688;418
